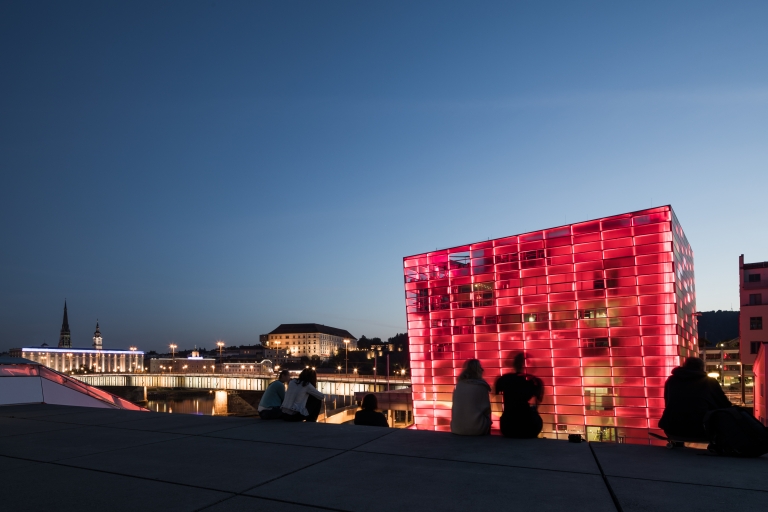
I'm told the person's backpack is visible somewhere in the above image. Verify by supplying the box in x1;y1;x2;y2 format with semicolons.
704;407;768;458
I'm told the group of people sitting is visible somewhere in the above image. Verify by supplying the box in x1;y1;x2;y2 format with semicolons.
259;354;763;455
450;352;761;452
257;368;388;427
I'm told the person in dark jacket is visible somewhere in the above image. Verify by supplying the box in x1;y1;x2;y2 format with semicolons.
495;353;544;438
658;357;732;440
354;394;389;427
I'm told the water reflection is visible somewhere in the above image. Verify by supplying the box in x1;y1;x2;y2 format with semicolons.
147;391;229;416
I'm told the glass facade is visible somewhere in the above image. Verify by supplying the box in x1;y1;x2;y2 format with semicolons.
403;206;697;444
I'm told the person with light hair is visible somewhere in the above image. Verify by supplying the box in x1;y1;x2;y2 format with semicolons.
450;359;492;435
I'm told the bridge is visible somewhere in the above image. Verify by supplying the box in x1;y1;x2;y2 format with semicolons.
73;373;411;397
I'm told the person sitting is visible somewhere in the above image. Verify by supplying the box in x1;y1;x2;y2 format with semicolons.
258;369;291;419
495;353;544;439
659;356;732;441
281;368;325;422
450;359;491;436
354;394;389;427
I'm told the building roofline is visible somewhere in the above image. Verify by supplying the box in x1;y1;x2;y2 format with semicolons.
15;347;145;355
267;323;357;340
403;205;674;260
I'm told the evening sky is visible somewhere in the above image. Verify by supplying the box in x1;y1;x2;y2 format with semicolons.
1;1;767;352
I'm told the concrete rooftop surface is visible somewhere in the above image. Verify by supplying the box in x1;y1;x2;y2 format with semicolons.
1;405;767;512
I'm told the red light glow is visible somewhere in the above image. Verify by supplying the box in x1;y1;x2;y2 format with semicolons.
403;206;696;444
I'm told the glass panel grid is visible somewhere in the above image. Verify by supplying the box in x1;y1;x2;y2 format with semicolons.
403;206;696;444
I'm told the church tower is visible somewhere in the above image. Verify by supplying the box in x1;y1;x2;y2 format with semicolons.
93;321;102;349
58;301;71;348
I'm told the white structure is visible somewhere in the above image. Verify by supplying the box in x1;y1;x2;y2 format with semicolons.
0;357;145;410
263;323;357;359
12;306;143;373
93;321;103;349
10;347;144;373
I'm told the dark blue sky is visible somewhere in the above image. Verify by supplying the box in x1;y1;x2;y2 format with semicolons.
1;1;767;353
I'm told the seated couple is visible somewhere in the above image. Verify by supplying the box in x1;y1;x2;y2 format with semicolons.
258;368;325;422
450;353;543;438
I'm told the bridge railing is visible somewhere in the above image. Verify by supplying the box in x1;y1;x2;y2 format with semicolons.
72;373;411;393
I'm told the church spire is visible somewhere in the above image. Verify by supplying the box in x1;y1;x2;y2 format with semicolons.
58;300;71;348
93;319;102;350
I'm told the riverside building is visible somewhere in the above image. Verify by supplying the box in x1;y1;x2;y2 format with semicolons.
263;323;357;359
403;206;697;444
11;303;144;373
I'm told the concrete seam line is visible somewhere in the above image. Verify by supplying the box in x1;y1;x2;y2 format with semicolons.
0;453;237;494
607;473;768;494
588;442;625;512
237;429;399;494
194;494;354;512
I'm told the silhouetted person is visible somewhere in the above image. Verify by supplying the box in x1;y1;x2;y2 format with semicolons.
495;353;544;438
354;394;389;427
258;369;291;419
282;368;325;422
659;357;731;441
451;359;491;436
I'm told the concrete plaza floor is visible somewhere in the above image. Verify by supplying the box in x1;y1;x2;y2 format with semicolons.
1;404;767;511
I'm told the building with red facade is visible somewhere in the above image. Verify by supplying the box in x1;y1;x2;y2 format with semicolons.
403;206;697;444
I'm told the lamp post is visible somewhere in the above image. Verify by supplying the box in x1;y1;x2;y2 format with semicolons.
129;346;137;373
739;361;745;405
216;341;224;366
343;338;350;376
170;343;177;361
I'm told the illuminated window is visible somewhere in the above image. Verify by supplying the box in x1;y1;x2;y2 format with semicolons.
585;388;614;413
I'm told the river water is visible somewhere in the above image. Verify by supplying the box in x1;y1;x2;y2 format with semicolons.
147;390;228;415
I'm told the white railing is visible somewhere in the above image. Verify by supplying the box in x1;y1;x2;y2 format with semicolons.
72;372;411;393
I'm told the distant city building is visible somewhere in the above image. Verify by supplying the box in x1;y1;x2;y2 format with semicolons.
700;337;751;405
263;323;357;359
220;360;273;374
740;255;768;366
11;303;143;373
149;351;216;373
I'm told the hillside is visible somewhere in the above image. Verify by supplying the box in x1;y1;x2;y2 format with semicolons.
697;310;739;346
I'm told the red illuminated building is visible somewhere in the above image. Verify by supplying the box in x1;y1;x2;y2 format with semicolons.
403;206;697;444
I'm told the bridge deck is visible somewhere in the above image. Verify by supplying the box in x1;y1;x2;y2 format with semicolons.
1;404;766;511
73;373;411;394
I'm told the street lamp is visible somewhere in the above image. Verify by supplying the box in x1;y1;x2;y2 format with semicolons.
129;347;137;373
216;341;225;365
170;343;177;360
344;338;350;376
738;361;745;405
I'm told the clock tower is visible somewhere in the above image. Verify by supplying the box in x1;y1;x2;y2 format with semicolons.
93;321;103;349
